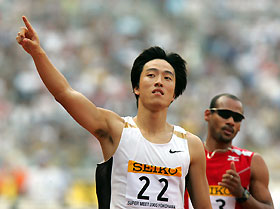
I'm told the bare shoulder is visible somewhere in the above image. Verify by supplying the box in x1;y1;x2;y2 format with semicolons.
185;131;203;147
251;152;269;173
252;152;265;161
185;131;204;162
251;152;268;169
250;152;270;184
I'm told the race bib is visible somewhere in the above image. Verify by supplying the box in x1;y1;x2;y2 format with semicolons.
189;185;235;209
125;160;183;208
209;196;235;209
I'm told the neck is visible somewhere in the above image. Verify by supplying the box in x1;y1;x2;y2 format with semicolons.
204;138;232;152
135;103;169;134
204;139;232;159
134;106;173;144
134;113;168;134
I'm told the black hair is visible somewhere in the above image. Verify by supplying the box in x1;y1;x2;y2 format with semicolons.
210;93;242;108
131;46;187;106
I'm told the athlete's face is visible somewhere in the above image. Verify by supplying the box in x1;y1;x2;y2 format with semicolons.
205;96;244;144
134;59;176;110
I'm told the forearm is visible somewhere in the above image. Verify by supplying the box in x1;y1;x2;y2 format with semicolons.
31;47;71;98
241;196;274;209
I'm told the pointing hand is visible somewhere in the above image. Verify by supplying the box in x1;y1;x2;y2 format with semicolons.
16;16;41;55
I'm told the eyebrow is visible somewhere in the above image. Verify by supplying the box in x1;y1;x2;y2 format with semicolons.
146;68;175;77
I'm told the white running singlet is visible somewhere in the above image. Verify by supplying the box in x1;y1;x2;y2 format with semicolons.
96;116;191;209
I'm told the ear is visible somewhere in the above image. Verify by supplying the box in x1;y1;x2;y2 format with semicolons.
134;86;140;95
204;109;211;122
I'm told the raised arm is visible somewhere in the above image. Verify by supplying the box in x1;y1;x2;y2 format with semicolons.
16;16;123;160
186;134;212;209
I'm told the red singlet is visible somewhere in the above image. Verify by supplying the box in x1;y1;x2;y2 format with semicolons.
185;146;254;209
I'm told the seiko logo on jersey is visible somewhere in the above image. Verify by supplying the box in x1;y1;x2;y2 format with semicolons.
127;160;182;177
227;155;239;161
209;185;233;196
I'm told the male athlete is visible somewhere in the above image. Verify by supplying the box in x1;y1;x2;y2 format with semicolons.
17;16;212;209
185;93;274;209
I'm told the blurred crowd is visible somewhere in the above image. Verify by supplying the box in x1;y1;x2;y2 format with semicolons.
0;0;280;208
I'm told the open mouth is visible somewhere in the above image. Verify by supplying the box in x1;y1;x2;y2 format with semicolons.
152;89;164;95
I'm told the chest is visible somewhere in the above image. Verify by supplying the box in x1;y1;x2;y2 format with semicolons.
116;128;190;172
206;152;252;187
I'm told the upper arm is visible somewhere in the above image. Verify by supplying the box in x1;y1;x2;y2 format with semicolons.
55;88;124;157
186;134;212;209
250;153;274;205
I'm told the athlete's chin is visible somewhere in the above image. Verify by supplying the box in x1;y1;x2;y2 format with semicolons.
148;102;169;111
219;136;233;143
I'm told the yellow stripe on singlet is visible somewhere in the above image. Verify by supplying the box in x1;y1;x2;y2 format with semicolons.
124;122;137;128
124;122;188;141
174;131;187;139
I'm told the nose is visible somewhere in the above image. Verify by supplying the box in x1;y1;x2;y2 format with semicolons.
226;116;235;125
154;76;163;87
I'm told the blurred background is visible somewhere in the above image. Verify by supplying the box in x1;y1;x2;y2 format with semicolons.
0;0;280;208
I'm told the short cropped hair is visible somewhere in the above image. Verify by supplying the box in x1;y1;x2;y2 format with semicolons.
209;93;242;108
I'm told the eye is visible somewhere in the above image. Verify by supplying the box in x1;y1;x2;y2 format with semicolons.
164;76;172;81
147;73;155;77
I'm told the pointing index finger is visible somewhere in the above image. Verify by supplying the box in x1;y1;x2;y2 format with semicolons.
230;161;236;171
22;16;35;33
